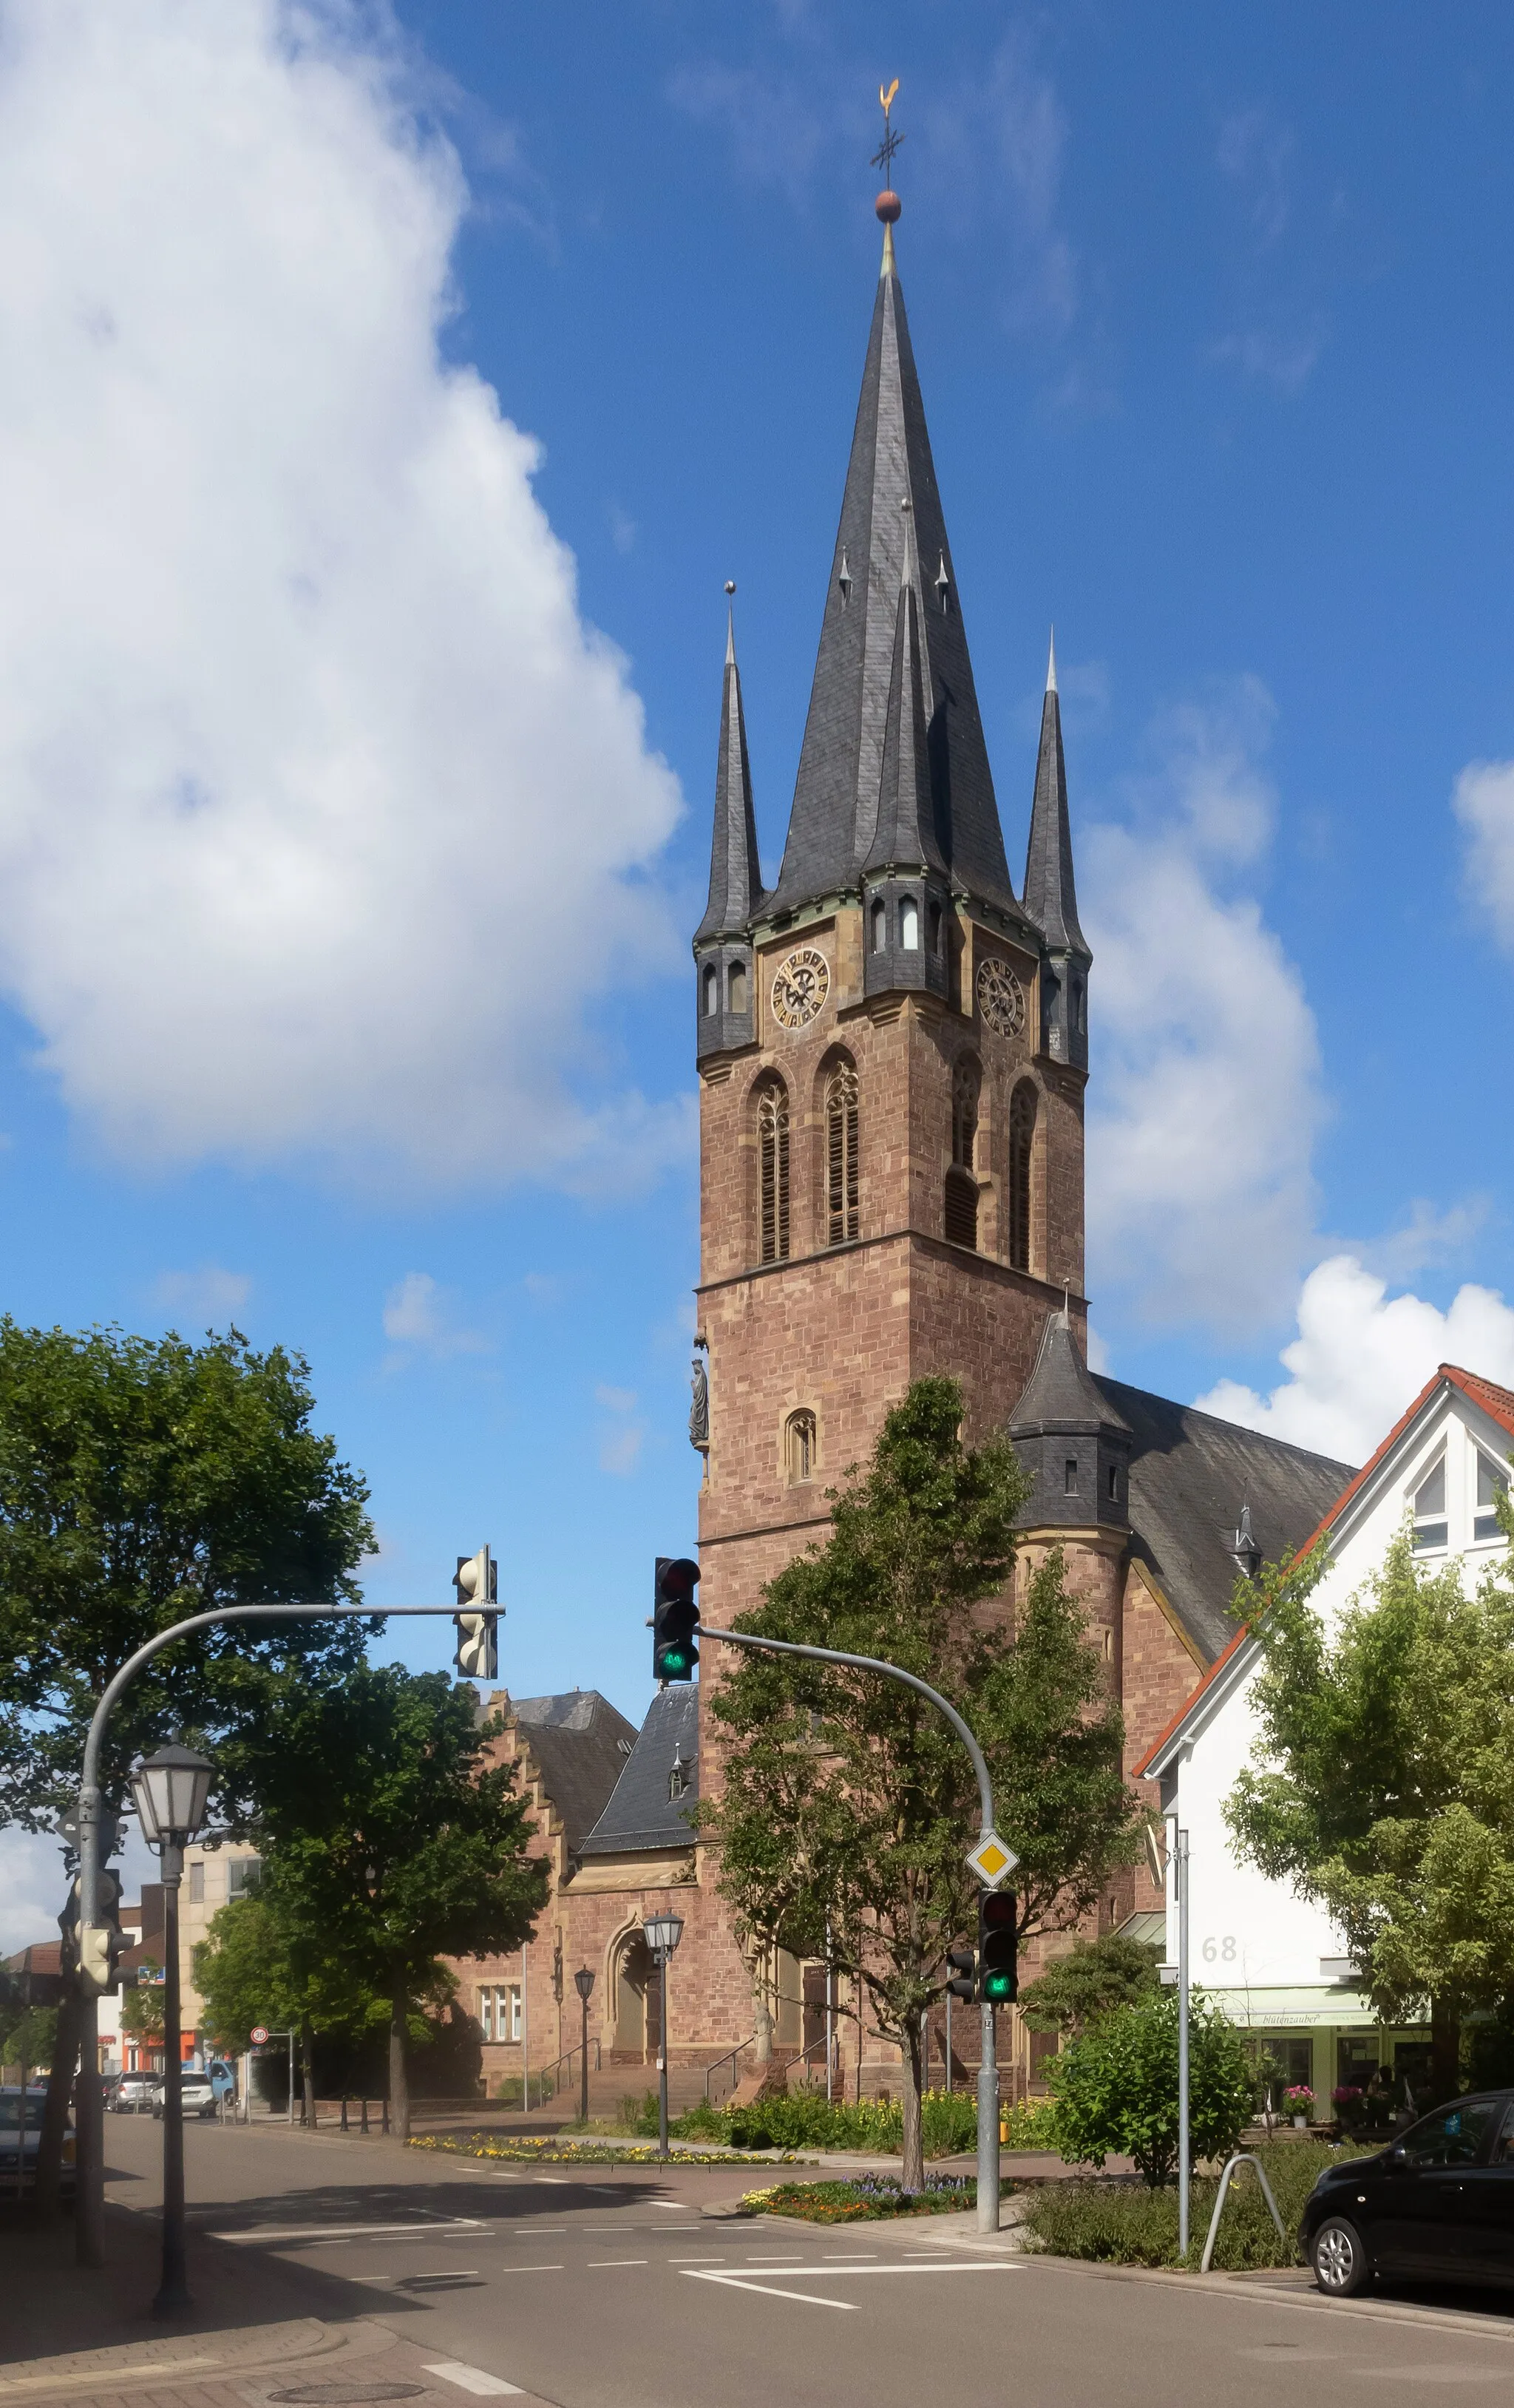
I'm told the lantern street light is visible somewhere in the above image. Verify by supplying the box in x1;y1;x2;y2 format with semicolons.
128;1743;213;2316
572;1967;596;2125
642;1912;685;2160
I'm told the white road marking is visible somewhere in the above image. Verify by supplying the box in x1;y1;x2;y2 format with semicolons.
651;2200;685;2209
208;2219;485;2243
681;2261;1017;2313
683;2271;857;2311
669;2256;727;2264
539;2177;567;2185
587;2258;648;2268
421;2364;523;2395
497;2263;563;2274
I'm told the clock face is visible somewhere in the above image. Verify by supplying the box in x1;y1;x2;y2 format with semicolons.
977;957;1027;1039
771;946;831;1030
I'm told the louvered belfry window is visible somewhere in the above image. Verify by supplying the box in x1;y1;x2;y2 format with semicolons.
825;1061;860;1245
1008;1080;1036;1272
758;1082;790;1264
945;1060;980;1249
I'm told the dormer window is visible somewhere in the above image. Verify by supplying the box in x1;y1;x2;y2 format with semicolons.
668;1747;689;1802
871;898;886;952
727;960;747;1013
1475;1451;1510;1544
1064;1457;1079;1493
899;895;920;950
703;963;718;1016
1412;1457;1447;1553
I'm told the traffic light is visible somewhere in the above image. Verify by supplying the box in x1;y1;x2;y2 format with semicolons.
454;1544;498;1681
946;1943;977;2003
653;1556;700;1683
978;1888;1017;2004
64;1868;125;1998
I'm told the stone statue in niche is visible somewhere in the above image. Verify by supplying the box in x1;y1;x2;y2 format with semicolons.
688;1348;710;1451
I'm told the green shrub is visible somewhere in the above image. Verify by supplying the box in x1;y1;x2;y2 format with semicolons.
1048;1990;1255;2185
1022;2139;1342;2268
616;2090;661;2137
1002;2097;1059;2150
668;2083;1027;2157
753;2174;981;2222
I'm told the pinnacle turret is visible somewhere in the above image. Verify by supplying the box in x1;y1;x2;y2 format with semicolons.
693;588;761;1059
1023;631;1090;1068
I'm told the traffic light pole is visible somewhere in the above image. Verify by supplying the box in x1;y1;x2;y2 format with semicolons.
694;1622;1002;2233
73;1600;465;2272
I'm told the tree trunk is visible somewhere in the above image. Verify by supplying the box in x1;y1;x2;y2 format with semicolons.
389;1992;410;2140
301;2017;315;2129
900;2015;926;2192
750;1950;773;2068
1430;1996;1460;2105
34;1992;80;2222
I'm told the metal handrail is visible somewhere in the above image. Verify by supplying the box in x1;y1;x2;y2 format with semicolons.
529;2038;600;2103
1198;2150;1286;2273
705;2035;756;2103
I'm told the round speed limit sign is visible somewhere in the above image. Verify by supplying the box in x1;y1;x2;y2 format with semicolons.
250;2025;269;2045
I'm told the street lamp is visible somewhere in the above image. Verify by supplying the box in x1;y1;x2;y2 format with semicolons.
642;1912;684;2160
573;1968;595;2125
129;1743;213;2316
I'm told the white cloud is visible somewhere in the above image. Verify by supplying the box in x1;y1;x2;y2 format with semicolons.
152;1264;252;1322
595;1381;645;1475
923;33;1077;340
382;1270;489;1358
1196;1254;1514;1466
0;0;685;1195
1085;678;1325;1332
1453;760;1514;949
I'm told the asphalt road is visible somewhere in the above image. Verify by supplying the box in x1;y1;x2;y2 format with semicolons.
95;2114;1514;2408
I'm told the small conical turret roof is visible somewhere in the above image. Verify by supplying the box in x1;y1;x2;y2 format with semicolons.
864;523;947;878
695;599;763;943
1010;1305;1129;1437
1023;634;1087;957
767;223;1015;919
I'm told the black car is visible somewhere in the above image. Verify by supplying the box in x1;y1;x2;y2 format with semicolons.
1301;2091;1514;2295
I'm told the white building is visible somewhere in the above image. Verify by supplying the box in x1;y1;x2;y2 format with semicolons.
1137;1361;1514;2112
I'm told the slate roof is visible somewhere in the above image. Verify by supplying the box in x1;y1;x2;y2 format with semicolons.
1012;1309;1130;1439
577;1685;699;1859
767;231;1016;921
1022;651;1087;957
863;566;947;878
694;609;764;943
1093;1377;1354;1663
509;1690;639;1855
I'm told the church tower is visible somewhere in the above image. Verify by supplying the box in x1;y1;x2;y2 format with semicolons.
693;198;1090;1636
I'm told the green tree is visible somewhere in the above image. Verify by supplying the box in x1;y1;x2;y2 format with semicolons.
119;1962;165;2055
1225;1519;1514;2100
1048;1988;1255;2185
1018;1930;1163;2038
0;2001;57;2078
702;1379;1141;2189
0;1319;376;1831
224;1666;549;2136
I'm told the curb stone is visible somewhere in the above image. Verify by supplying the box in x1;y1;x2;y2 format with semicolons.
0;2319;396;2400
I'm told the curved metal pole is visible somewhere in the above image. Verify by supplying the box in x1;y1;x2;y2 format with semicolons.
695;1621;1002;2234
696;1624;995;1838
74;1600;463;2270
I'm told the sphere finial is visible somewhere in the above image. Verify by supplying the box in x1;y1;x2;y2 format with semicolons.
724;580;736;597
875;189;901;225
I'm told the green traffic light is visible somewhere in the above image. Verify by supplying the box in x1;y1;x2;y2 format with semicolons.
659;1646;692;1675
982;1970;1015;2001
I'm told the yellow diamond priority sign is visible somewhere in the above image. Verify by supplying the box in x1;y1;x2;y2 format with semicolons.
965;1831;1018;1890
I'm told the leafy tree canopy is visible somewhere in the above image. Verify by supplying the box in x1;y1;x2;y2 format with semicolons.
702;1377;1140;2186
1018;1931;1164;2036
1048;1989;1255;2186
1225;1504;1514;2095
0;1319;376;1828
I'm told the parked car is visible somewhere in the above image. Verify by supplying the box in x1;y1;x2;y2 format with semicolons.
0;2086;74;2193
107;2072;160;2114
153;2071;217;2120
207;2060;236;2103
1302;2090;1514;2294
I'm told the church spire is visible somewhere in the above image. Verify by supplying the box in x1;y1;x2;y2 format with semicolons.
864;508;946;882
765;200;1016;922
695;584;762;944
693;585;761;1060
1023;628;1090;1069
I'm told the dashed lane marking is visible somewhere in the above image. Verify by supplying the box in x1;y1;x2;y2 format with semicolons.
497;2264;563;2275
207;2219;486;2244
421;2364;523;2395
586;2259;648;2268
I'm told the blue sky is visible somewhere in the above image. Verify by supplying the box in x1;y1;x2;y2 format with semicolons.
5;0;1514;1899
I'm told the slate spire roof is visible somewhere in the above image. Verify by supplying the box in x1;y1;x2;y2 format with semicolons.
695;597;764;943
1023;630;1087;957
863;515;948;878
1011;1303;1130;1439
766;225;1015;920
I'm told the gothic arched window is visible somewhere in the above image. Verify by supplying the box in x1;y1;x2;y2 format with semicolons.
785;1408;816;1484
1008;1079;1036;1272
899;895;920;950
702;963;718;1016
757;1082;790;1265
825;1059;860;1245
871;897;886;953
727;960;747;1013
945;1059;980;1249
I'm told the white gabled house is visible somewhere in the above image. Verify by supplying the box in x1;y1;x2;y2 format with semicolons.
1136;1362;1514;2113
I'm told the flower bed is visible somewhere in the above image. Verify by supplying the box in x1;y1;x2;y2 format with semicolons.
741;2173;994;2222
410;2132;798;2167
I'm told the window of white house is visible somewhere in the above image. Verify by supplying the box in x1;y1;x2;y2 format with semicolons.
189;1860;204;1905
227;1856;262;1899
479;1985;522;2043
1412;1457;1447;1553
1475;1451;1510;1544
